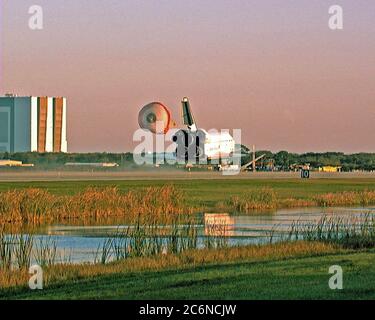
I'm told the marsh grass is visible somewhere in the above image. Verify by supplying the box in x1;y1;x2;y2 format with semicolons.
34;237;58;267
0;231;58;271
0;232;13;270
94;238;114;265
314;191;375;207
94;215;216;264
0;185;191;225
0;232;34;271
285;214;375;249
227;189;375;213
229;188;277;211
13;234;33;270
2;186;375;225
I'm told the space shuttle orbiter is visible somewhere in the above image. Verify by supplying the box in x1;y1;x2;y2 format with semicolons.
138;97;235;163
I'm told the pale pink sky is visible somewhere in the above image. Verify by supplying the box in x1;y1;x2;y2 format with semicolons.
1;0;374;153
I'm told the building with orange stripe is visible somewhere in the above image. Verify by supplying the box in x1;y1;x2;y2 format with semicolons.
0;95;67;153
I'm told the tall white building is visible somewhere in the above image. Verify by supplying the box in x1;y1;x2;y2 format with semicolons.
0;96;67;153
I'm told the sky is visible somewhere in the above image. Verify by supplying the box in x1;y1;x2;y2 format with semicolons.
0;0;374;153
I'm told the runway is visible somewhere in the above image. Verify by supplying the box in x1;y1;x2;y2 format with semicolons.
0;170;374;182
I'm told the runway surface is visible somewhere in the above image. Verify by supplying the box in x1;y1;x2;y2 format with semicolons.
0;170;374;182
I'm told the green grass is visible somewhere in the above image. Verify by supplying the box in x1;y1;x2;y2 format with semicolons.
1;178;375;208
3;250;375;300
1;178;375;300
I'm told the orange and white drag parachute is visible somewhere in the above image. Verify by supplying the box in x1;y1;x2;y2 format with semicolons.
138;102;174;134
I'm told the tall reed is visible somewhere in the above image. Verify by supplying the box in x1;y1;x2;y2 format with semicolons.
2;187;375;224
314;191;375;207
285;214;375;249
0;231;58;271
13;234;33;270
228;188;278;212
0;185;191;225
0;231;13;270
93;214;227;264
34;236;57;267
227;189;375;213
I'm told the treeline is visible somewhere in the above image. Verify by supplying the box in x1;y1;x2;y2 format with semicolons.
252;151;375;171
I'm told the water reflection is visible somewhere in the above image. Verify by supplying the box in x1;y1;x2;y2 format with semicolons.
204;214;235;237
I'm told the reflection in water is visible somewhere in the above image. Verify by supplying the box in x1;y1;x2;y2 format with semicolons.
206;207;375;238
204;214;235;237
8;207;375;264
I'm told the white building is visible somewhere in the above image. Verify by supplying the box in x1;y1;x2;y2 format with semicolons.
0;96;67;153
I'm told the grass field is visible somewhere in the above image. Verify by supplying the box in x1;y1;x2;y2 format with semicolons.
1;177;375;300
2;247;375;300
1;178;375;208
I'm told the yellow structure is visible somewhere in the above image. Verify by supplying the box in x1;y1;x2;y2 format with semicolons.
319;166;342;172
0;160;34;167
0;160;23;167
